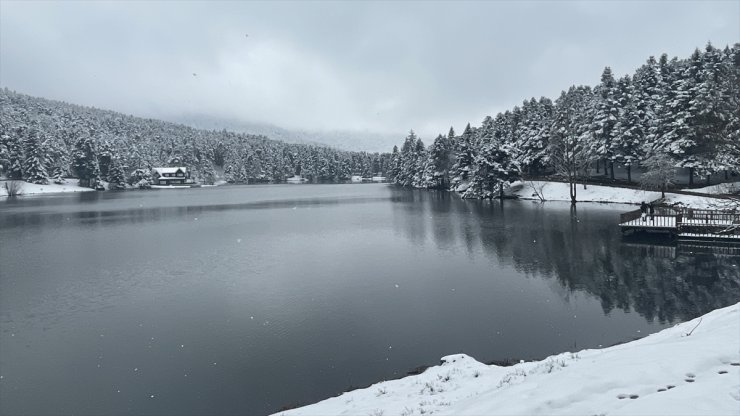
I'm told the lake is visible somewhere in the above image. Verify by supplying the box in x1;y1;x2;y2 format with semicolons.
1;184;738;415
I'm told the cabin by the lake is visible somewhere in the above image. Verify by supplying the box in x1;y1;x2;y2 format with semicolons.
151;167;194;186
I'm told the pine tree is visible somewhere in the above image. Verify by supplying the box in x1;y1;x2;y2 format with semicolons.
425;133;453;188
6;128;24;180
23;128;49;184
396;131;419;187
591;67;620;179
516;97;554;175
0;133;9;174
44;135;70;184
98;140;113;180
613;75;644;183
411;137;427;188
72;134;101;188
464;127;520;199
451;123;475;187
633;56;661;156
716;44;740;175
108;158;127;190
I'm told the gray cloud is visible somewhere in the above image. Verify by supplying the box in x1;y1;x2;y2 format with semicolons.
1;0;738;144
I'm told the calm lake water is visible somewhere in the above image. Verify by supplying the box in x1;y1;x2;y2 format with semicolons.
1;184;738;415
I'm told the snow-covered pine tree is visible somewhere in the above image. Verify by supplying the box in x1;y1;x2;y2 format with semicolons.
97;140;113;181
591;67;620;179
411;137;427;188
516;97;554;175
388;145;400;183
107;158;127;190
426;133;453;189
6;128;25;180
72;134;101;188
715;44;740;176
44;134;70;184
463;115;520;199
686;43;732;184
632;56;661;157
613;75;644;183
0;129;9;175
451;123;475;189
23;128;49;184
652;53;702;184
396;131;419;187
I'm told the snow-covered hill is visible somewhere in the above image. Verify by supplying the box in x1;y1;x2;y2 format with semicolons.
275;302;740;416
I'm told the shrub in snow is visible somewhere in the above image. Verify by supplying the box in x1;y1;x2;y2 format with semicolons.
3;180;23;196
135;179;152;189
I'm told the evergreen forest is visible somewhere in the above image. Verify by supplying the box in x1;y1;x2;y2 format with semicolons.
387;43;740;200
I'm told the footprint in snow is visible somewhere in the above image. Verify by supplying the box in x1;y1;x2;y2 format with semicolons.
718;370;728;374
666;385;675;389
685;378;695;383
629;395;639;399
617;394;628;400
657;388;666;392
731;362;739;366
686;373;695;378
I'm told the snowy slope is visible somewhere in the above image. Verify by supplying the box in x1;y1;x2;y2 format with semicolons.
0;179;95;197
275;303;740;416
682;182;740;195
510;181;731;209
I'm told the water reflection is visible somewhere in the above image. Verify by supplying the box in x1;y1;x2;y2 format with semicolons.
389;188;740;324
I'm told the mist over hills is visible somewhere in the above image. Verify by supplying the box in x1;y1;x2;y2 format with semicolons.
171;114;402;153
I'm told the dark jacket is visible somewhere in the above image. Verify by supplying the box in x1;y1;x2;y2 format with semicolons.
640;202;647;213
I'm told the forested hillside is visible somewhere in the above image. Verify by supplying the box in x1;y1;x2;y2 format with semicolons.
389;43;740;200
0;89;392;188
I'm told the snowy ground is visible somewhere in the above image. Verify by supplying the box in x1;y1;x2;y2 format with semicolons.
0;179;95;197
0;178;733;211
275;303;740;416
510;181;733;209
682;182;740;195
0;179;230;197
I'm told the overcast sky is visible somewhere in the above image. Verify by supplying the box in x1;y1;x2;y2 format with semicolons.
1;0;738;143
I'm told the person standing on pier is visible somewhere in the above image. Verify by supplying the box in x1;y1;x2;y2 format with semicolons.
640;201;648;222
649;203;655;222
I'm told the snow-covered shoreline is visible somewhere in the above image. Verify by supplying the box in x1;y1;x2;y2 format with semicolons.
0;179;231;197
0;178;96;197
509;180;734;209
2;179;734;211
275;302;740;416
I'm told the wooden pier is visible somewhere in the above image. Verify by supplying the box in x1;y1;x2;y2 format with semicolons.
619;207;740;242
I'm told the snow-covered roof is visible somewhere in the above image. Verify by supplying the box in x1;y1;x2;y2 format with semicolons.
152;167;187;174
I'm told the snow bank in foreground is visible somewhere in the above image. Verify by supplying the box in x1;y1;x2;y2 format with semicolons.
510;181;730;209
275;303;740;416
0;179;95;197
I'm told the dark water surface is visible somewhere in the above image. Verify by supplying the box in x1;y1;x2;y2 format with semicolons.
1;184;738;415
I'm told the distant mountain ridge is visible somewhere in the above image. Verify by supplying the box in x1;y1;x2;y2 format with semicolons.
171;114;401;153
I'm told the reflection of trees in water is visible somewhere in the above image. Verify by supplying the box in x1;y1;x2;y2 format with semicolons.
391;189;740;323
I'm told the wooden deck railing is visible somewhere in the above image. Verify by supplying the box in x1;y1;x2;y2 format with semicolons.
678;208;740;224
620;206;740;240
619;209;642;224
